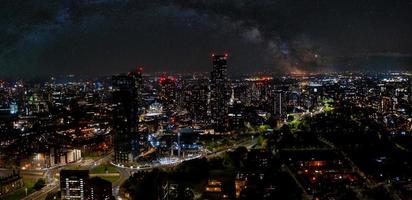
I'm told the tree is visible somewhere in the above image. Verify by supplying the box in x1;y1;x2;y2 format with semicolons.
33;178;46;191
125;168;166;200
173;158;209;181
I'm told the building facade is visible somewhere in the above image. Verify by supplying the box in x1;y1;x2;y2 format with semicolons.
60;170;89;200
112;67;147;164
209;54;230;133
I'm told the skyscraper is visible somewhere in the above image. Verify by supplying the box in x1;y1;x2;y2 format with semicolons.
158;75;177;106
129;66;144;110
112;67;145;164
209;54;230;133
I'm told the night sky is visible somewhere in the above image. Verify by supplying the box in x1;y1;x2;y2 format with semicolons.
1;0;412;78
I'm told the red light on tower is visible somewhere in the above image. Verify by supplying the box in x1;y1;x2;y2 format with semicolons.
137;66;144;72
158;75;167;84
224;53;229;58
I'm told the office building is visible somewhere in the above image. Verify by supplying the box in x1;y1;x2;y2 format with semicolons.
60;170;89;200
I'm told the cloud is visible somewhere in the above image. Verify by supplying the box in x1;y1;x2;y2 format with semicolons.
242;27;263;44
0;0;320;76
1;0;411;77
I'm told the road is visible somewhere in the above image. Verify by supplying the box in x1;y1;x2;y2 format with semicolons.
205;137;257;159
112;137;257;199
21;152;113;200
19;137;257;200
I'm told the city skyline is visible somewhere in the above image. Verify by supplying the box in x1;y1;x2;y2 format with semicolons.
2;1;412;200
1;54;412;199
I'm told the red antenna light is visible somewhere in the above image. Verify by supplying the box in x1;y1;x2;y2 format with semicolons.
158;74;167;84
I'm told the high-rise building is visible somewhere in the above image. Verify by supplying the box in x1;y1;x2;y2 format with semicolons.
60;170;89;200
209;54;230;133
272;90;286;117
112;67;146;164
228;101;245;130
60;170;115;200
181;79;209;123
129;66;144;109
158;75;177;106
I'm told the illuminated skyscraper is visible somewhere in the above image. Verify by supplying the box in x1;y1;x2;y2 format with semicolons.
209;54;230;132
158;75;177;106
182;79;209;123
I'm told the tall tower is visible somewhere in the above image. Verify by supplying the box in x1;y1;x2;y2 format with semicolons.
209;54;230;133
129;66;144;112
112;67;145;164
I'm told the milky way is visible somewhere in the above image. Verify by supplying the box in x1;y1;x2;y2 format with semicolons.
1;0;412;78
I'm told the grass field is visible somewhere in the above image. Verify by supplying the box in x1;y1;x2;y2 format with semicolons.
90;164;118;174
98;175;120;183
63;165;87;170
